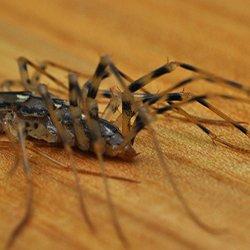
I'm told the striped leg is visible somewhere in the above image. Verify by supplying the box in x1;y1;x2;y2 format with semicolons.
128;61;250;95
37;84;95;232
154;93;249;138
68;73;90;151
30;60;110;94
17;57;68;93
81;56;134;138
67;66;128;245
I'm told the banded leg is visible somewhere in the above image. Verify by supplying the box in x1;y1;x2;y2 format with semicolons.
82;55;138;136
31;60;91;83
26;58;132;98
99;56;137;137
31;60;135;89
190;96;249;137
126;91;250;152
38;84;94;232
81;56;133;138
128;61;250;95
154;94;249;138
68;74;90;151
31;60;110;94
70;68;128;246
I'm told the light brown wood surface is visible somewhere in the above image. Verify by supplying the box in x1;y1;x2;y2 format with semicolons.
0;1;249;249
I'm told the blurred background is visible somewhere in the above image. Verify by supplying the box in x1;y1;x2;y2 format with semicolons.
0;1;249;249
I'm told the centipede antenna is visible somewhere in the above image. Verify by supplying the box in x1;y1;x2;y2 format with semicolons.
37;84;95;232
5;122;33;249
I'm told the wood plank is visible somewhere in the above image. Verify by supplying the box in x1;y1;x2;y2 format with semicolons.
0;1;249;249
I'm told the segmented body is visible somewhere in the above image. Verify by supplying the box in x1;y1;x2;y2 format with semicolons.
0;91;133;157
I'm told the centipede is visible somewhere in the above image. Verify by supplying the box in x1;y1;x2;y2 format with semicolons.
1;55;249;249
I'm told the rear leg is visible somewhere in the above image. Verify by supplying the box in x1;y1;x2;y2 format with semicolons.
2;116;22;177
4;120;33;249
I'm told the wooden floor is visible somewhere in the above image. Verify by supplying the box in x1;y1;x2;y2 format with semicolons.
0;0;249;249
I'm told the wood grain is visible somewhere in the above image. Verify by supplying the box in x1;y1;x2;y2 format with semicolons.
0;0;249;249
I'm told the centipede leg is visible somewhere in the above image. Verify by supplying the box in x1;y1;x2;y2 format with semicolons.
38;84;95;232
5;122;33;249
17;57;68;93
128;61;250;95
153;102;250;153
73;64;128;245
153;93;249;139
